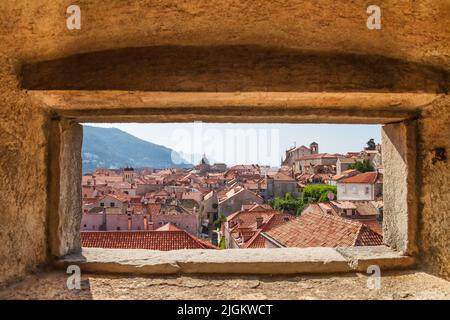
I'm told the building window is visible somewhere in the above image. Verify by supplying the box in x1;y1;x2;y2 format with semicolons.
110;202;115;207
100;202;104;207
365;187;370;195
116;227;120;230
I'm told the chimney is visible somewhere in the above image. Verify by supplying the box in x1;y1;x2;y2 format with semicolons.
143;216;148;231
256;216;264;229
127;217;132;231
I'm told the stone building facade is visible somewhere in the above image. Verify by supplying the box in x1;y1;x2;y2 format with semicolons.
265;172;299;199
218;187;263;217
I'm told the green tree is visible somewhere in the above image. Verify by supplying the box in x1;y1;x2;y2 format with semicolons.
269;192;309;216
218;236;226;249
270;185;337;216
301;184;337;203
214;214;227;229
269;192;298;215
349;159;375;173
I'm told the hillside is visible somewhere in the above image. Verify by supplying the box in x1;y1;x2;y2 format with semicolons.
82;126;192;173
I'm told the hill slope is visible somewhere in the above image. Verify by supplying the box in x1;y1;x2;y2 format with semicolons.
82;126;192;173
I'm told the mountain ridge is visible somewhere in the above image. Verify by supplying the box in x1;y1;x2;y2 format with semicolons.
82;126;192;174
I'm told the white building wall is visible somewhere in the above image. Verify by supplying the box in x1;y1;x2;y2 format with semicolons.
337;183;374;201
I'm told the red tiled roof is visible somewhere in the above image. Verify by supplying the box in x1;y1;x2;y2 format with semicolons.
130;197;142;204
263;212;383;248
331;169;361;181
302;202;383;236
243;231;266;248
82;186;97;198
357;219;383;236
229;209;280;227
339;172;379;184
98;192;129;203
355;226;384;246
227;206;294;248
268;172;295;181
155;222;181;231
81;230;218;250
243;213;295;248
261;213;295;232
83;197;97;205
237;203;272;212
352;201;379;216
110;191;131;203
226;210;242;222
296;153;340;161
219;187;263;203
286;145;310;153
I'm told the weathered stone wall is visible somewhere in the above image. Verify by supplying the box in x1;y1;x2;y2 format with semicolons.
1;1;449;70
0;0;449;285
47;120;82;257
0;56;48;284
418;96;450;280
20;46;447;93
382;120;418;256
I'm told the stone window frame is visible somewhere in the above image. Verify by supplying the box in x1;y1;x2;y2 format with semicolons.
41;91;420;274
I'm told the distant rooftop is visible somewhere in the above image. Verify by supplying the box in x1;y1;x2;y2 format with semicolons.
81;230;218;250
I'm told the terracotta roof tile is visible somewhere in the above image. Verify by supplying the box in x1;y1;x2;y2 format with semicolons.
81;230;218;250
352;201;381;216
355;225;384;245
155;222;181;231
268;172;295;181
243;231;266;248
261;213;295;232
296;153;341;161
264;212;383;248
357;220;383;236
339;172;379;184
228;207;294;248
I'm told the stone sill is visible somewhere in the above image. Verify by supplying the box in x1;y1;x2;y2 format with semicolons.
54;246;415;275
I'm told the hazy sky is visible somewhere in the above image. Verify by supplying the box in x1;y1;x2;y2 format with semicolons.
84;123;381;167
